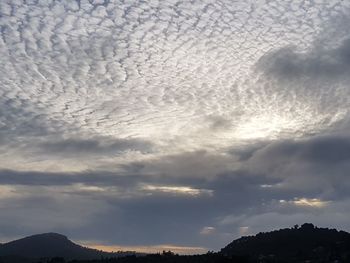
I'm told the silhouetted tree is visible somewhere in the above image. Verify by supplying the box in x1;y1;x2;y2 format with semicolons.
48;257;65;263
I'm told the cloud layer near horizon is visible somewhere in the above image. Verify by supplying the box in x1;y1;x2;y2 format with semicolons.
1;0;350;252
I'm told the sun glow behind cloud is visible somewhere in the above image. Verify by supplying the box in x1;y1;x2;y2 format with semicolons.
280;198;330;208
141;184;213;197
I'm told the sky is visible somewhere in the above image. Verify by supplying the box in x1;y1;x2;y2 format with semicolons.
1;0;350;254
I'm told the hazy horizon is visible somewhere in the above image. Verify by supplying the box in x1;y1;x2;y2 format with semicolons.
1;0;350;253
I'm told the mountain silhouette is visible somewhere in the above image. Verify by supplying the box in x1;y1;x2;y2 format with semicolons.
0;233;134;262
221;223;350;262
2;224;350;263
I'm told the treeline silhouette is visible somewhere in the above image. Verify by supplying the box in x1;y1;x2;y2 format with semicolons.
2;224;350;263
45;253;247;263
221;223;350;262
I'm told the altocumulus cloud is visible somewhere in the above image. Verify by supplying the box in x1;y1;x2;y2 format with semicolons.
2;0;350;253
2;0;350;150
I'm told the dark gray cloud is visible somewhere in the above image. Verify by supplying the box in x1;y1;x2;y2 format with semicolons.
245;136;350;178
240;136;350;202
0;169;129;186
0;171;272;249
151;137;350;244
39;137;153;156
257;37;350;80
251;136;350;164
122;150;235;179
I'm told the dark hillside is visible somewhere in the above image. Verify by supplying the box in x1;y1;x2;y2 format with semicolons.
0;233;133;262
221;223;350;262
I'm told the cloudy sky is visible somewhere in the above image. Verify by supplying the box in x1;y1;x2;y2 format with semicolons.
1;0;350;254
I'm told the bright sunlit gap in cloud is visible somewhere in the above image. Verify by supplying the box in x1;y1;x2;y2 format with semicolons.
141;184;213;197
280;198;330;208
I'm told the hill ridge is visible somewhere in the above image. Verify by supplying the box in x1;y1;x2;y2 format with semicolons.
221;223;350;262
0;232;134;261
